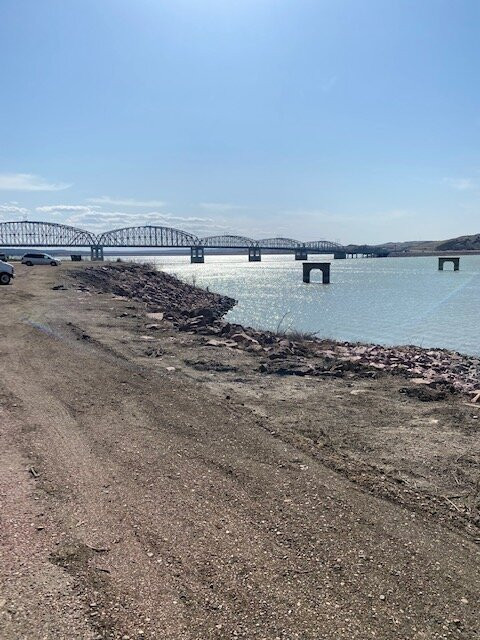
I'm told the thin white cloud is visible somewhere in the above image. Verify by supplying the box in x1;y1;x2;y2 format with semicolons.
36;205;99;214
443;177;476;191
0;203;29;216
87;196;167;207
0;173;71;191
64;210;226;235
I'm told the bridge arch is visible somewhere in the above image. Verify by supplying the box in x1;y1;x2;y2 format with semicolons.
258;237;303;249
304;239;344;252
0;220;97;247
198;234;257;248
97;225;198;248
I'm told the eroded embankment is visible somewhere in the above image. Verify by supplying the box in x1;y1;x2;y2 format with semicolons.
72;263;480;399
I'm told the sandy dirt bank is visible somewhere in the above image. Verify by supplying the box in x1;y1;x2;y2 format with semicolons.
1;262;479;639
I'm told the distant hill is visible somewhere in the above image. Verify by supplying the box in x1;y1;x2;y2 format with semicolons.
371;240;430;252
360;233;480;254
436;233;480;251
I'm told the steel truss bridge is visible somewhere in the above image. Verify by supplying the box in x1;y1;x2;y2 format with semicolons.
0;221;350;262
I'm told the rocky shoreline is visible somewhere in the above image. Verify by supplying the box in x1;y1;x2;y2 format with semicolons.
73;263;480;397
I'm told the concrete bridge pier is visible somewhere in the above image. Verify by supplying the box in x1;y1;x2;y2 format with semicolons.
438;257;459;271
334;251;347;259
248;247;261;262
303;262;330;284
295;248;308;260
191;246;205;263
90;245;104;261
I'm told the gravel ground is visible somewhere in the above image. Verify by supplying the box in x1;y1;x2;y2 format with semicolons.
0;262;479;639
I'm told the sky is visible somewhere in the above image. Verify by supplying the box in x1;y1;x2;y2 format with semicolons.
0;0;479;244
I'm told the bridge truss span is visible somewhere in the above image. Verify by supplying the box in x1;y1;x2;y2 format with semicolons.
304;239;344;252
0;220;349;261
198;234;258;249
258;237;303;250
97;225;198;248
0;220;96;247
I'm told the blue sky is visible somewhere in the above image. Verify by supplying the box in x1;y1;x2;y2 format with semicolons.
0;0;479;244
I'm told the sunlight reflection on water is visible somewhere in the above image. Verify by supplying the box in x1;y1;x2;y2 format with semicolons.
129;253;480;355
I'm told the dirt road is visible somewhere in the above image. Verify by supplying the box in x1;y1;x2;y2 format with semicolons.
1;263;479;639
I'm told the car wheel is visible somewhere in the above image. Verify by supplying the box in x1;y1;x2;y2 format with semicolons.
0;273;11;285
51;261;58;266
25;261;33;266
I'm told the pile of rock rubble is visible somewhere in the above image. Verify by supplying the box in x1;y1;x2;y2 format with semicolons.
72;263;235;322
196;321;480;396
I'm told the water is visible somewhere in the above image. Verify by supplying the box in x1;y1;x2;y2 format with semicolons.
130;253;480;356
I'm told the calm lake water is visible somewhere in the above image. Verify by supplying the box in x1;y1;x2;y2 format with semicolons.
131;253;480;356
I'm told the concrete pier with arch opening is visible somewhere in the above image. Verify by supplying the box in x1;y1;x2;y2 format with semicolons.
438;257;460;271
303;262;331;284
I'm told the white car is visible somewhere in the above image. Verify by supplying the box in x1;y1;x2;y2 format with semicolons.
21;253;61;266
0;260;15;285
